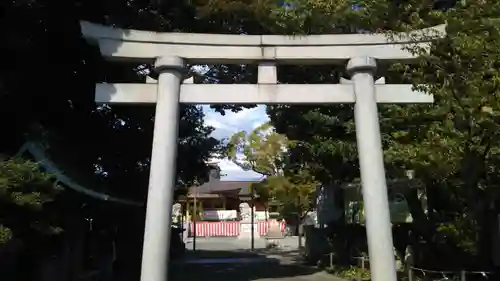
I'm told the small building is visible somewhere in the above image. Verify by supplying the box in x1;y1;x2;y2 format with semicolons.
180;162;269;221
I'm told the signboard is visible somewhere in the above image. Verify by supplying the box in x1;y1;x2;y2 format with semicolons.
203;210;237;220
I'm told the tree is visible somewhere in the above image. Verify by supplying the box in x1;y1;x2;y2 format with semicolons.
0;158;60;245
383;1;500;265
253;168;317;218
227;122;316;218
227;122;287;176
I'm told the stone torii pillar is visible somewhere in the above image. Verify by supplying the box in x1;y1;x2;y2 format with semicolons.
140;56;184;281
347;57;397;281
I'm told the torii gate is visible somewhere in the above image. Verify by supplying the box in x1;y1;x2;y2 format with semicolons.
80;21;445;281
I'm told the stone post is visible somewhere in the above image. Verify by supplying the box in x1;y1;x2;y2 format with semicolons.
347;57;397;281
140;56;184;281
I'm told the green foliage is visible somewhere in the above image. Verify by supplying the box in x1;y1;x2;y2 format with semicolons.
327;264;371;280
227;122;288;176
383;1;500;260
0;225;13;245
252;170;316;215
386;1;500;177
227;122;316;215
268;105;360;184
0;158;56;208
0;158;60;244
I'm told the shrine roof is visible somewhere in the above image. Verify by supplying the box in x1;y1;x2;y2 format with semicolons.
188;180;261;197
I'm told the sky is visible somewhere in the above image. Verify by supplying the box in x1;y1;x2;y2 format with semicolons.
202;105;269;181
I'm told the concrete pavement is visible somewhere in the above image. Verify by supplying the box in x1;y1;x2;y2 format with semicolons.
170;237;346;281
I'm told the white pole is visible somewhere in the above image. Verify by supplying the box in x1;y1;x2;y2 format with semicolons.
347;57;397;281
193;193;197;251
140;56;184;281
251;198;255;250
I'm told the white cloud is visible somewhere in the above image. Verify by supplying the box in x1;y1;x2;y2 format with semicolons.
203;105;269;181
203;105;270;138
216;158;241;171
218;159;264;181
204;118;231;131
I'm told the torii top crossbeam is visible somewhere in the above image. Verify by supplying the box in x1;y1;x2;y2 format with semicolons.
80;21;446;64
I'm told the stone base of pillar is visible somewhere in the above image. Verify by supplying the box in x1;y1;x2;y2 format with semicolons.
238;222;259;239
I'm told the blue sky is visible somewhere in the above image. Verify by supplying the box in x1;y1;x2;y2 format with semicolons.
202;105;269;181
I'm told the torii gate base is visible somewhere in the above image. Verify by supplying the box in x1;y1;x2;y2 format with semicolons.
81;21;445;281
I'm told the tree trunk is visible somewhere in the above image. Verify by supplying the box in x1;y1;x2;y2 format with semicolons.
476;199;495;267
403;187;433;241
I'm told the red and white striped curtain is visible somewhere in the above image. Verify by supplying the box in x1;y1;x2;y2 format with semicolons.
189;221;286;237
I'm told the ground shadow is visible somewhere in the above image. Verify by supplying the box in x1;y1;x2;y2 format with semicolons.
170;249;326;281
